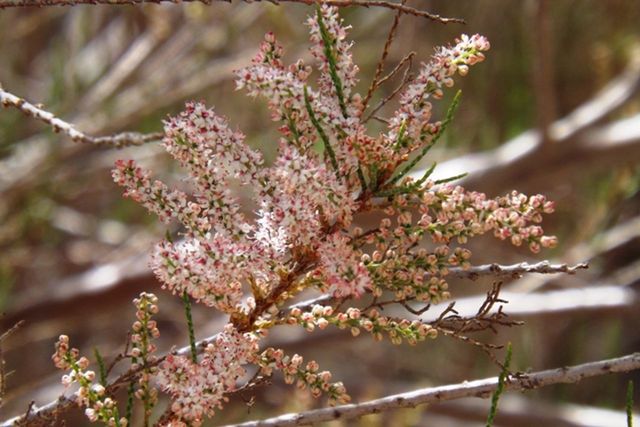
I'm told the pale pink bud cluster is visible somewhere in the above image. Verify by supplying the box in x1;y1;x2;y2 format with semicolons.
418;185;557;252
164;102;264;190
258;348;350;405
388;34;490;152
131;293;160;413
288;306;438;345
52;336;127;426
155;324;259;426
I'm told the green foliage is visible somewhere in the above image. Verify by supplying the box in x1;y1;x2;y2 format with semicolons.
628;380;635;427
182;291;198;363
486;343;512;427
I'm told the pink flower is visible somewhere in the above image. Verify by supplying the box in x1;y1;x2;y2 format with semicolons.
316;232;372;298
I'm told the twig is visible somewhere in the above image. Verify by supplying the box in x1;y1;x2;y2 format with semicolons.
531;0;557;145
444;261;588;280
0;261;587;425
1;320;25;407
0;0;465;24
0;320;25;343
0;86;162;148
288;261;587;314
224;353;640;426
361;0;406;109
363;53;414;123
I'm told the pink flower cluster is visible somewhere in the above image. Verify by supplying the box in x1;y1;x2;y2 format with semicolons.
106;6;560;424
388;34;490;148
258;348;350;405
52;336;127;426
257;143;356;255
307;5;359;111
155;324;259;425
315;232;372;298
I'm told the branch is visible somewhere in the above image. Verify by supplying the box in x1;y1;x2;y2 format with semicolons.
4;280;630;425
225;353;640;427
0;85;162;148
0;0;465;23
290;261;588;312
445;261;588;280
0;330;223;427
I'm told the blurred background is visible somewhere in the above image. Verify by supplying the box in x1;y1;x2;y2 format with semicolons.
1;1;639;425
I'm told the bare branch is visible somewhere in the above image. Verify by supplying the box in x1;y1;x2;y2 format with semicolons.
445;261;588;281
426;55;640;188
0;0;465;24
0;85;162;148
361;0;406;109
224;353;640;427
531;0;557;145
3;278;628;426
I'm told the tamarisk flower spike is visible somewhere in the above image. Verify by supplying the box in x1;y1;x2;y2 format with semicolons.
106;6;558;426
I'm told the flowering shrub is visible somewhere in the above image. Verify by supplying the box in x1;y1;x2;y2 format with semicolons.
53;5;557;426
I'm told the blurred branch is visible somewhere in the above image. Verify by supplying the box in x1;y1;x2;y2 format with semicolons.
361;0;406;110
445;261;588;280
420;284;638;323
225;353;640;427
531;0;557;145
0;85;162;148
1;321;25;407
428;55;640;188
290;261;588;312
430;394;638;427
0;0;465;24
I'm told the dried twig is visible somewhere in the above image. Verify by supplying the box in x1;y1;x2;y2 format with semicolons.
224;353;640;427
0;86;162;148
444;261;588;280
1;320;25;408
0;261;587;424
362;53;414;123
361;0;406;109
0;0;465;24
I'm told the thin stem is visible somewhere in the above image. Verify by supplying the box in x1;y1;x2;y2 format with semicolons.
303;85;340;177
486;342;512;426
0;0;465;24
93;348;107;386
362;1;406;110
0;86;161;147
316;6;348;118
384;90;462;188
224;352;640;427
182;291;198;363
628;380;635;427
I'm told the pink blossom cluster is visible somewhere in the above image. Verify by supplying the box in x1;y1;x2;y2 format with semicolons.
288;306;438;345
105;5;560;424
315;232;372;298
258;348;351;405
257;143;356;255
307;5;358;103
388;34;490;149
52;336;127;426
155;324;259;425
